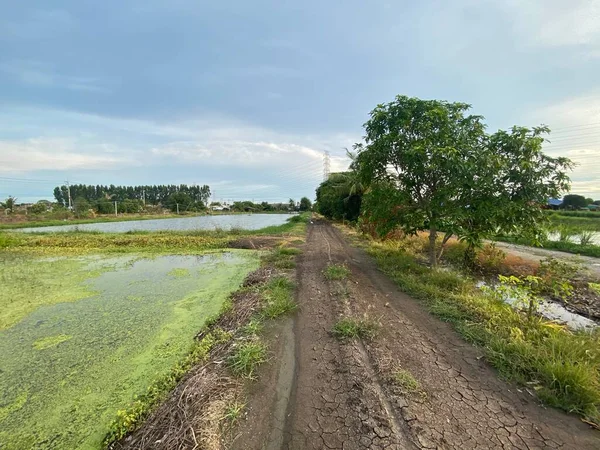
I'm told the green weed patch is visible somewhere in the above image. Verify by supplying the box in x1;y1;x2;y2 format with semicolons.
367;240;600;424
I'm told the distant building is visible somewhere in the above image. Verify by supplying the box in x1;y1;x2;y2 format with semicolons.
547;199;563;210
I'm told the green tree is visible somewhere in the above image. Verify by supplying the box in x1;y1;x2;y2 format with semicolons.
457;126;572;267
73;197;91;218
28;201;49;215
288;198;296;211
355;95;486;266
1;196;17;213
315;172;363;221
585;197;594;205
299;197;312;211
562;194;587;209
166;192;193;213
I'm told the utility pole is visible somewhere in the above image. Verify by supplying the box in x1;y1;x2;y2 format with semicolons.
142;188;145;206
65;181;72;210
114;201;118;216
176;203;179;214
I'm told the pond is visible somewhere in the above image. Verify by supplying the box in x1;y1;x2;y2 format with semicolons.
16;213;292;233
475;280;597;331
0;251;259;449
547;231;600;245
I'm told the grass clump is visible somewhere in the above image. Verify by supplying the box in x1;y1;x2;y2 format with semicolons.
366;239;600;425
261;276;296;319
392;368;420;393
262;246;301;269
228;342;267;379
332;318;378;340
220;401;245;425
323;263;351;280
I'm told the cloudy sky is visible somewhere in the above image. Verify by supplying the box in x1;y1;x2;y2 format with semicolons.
1;0;599;203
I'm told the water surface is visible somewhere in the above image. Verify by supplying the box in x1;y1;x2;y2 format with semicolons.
17;213;291;233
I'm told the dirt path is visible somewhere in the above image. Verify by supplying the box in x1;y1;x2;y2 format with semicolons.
235;221;599;449
493;241;600;279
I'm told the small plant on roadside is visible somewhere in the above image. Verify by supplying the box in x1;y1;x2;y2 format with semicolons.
578;229;596;246
535;257;577;298
228;342;267;379
241;318;263;336
323;263;351;280
220;401;245;426
475;243;506;273
391;368;420;393
589;283;600;296
556;224;575;243
261;277;296;319
331;317;378;340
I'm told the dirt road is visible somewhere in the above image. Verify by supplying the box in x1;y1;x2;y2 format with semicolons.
234;221;599;449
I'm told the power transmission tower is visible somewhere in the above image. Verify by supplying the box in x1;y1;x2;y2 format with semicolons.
323;151;331;181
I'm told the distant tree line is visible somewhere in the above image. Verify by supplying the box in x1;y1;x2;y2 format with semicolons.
53;184;211;214
215;197;312;213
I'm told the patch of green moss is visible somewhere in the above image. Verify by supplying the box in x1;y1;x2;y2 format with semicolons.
167;268;190;277
33;334;72;350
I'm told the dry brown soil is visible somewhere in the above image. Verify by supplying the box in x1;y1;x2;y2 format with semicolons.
233;220;600;450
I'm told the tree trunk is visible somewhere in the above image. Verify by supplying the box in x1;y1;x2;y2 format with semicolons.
464;243;476;271
428;227;437;267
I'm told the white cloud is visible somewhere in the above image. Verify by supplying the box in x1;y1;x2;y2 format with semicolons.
0;137;134;173
0;105;354;187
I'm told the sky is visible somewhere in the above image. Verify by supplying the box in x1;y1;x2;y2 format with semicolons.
1;0;599;203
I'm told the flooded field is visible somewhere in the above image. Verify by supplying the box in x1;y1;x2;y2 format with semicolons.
0;251;259;449
16;213;292;233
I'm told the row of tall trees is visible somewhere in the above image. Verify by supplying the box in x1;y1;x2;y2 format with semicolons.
317;95;573;267
53;184;211;209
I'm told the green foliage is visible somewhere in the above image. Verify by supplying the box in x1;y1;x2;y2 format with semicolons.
323;263;351;280
315;172;363;221
1;195;17;213
228;342;267;379
27;201;49;215
354;95;573;268
331;318;378;340
367;240;600;424
73;197;92;218
221;401;245;425
261;277;296;319
299;196;312;211
562;194;588;209
578;229;596;246
53;183;211;209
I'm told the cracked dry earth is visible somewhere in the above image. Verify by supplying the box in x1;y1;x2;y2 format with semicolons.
234;220;600;450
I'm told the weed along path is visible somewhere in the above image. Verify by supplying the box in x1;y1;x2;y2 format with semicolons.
236;220;599;449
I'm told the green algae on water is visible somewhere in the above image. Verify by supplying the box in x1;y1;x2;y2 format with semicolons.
33;334;72;350
0;250;260;449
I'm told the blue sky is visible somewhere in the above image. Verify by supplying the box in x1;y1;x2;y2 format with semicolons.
1;0;599;203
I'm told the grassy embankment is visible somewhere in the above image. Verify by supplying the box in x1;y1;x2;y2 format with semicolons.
0;215;306;449
340;225;600;426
